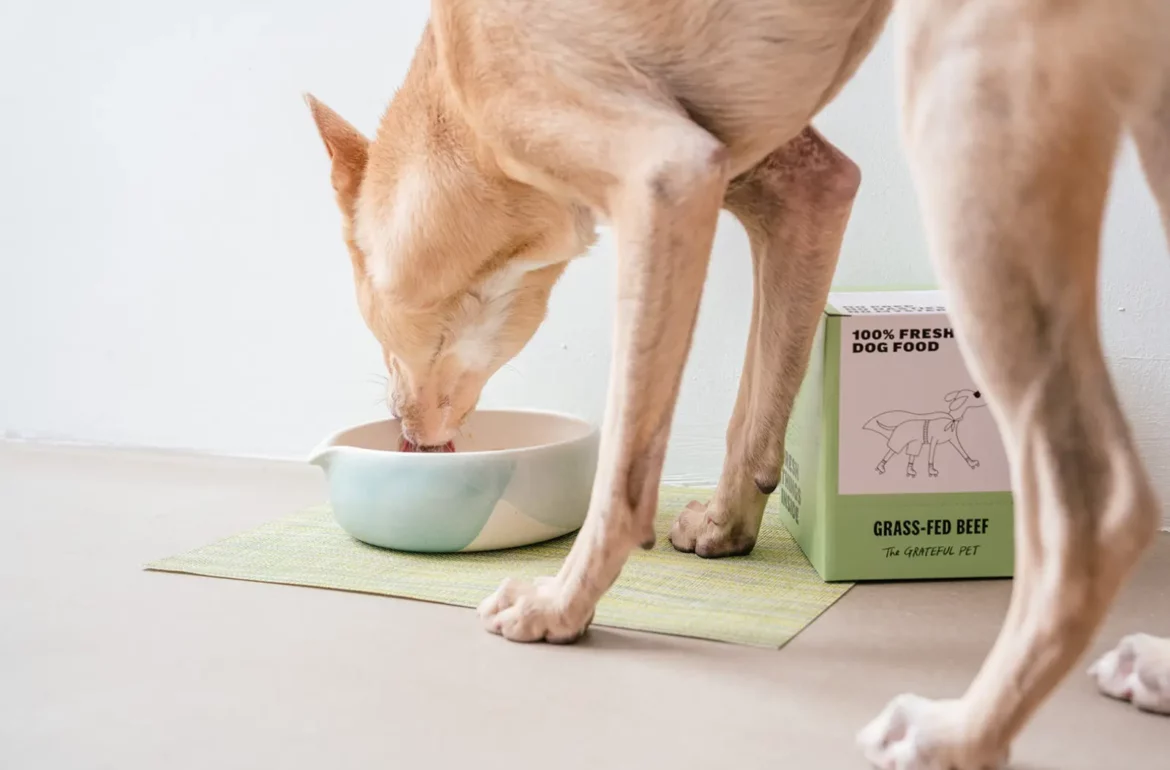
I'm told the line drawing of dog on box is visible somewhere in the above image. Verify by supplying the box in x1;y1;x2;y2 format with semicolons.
864;388;985;478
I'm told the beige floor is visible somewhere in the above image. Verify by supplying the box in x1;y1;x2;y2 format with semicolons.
0;442;1166;770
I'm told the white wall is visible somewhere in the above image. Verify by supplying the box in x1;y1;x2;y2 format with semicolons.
2;2;1168;524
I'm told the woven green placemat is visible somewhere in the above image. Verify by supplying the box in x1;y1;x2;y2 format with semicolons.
147;487;851;647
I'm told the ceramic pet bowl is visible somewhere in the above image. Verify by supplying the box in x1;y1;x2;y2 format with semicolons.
308;410;599;552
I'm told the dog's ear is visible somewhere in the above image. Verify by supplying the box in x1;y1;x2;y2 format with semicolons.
305;94;369;208
944;390;961;402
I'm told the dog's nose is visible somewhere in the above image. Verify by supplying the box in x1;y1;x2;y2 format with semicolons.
400;414;456;449
973;390;981;398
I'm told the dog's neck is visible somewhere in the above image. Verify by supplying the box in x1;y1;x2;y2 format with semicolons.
356;25;592;311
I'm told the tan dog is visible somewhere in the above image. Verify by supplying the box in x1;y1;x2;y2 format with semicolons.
307;0;1170;766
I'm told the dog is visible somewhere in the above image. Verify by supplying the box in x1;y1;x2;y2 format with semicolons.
306;0;1170;766
865;388;985;477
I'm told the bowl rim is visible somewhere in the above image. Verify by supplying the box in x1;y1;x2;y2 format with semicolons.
308;408;600;464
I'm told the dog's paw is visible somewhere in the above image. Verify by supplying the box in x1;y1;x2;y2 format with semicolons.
1089;633;1170;714
876;462;888;475
928;466;939;478
858;694;1008;770
477;576;591;643
907;467;918;478
966;458;980;470
669;500;756;558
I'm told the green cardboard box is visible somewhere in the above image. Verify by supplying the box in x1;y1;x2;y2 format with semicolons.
777;291;1015;581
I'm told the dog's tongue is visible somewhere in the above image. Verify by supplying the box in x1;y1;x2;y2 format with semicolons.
399;438;456;453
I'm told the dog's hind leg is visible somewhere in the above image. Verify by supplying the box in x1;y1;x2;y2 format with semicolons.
859;1;1163;767
1090;48;1170;720
669;128;859;557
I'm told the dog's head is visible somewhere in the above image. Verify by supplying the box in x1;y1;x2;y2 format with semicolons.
944;389;986;412
306;89;592;447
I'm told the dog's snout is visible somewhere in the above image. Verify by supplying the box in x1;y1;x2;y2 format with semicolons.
397;420;429;448
974;390;981;398
398;406;458;449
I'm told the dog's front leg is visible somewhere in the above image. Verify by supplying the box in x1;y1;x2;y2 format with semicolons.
478;115;731;642
671;128;859;557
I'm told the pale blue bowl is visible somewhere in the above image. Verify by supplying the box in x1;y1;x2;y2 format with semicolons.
308;410;599;552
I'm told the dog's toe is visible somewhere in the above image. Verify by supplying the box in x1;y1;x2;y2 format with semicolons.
477;576;591;644
1090;633;1170;714
669;500;755;557
858;695;1008;770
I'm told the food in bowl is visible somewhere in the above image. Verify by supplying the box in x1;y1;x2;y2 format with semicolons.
309;410;599;552
398;438;456;453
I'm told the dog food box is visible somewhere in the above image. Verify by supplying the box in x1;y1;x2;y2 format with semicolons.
777;290;1014;581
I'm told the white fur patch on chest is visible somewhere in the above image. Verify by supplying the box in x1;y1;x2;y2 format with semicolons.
447;260;535;371
447;208;596;372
